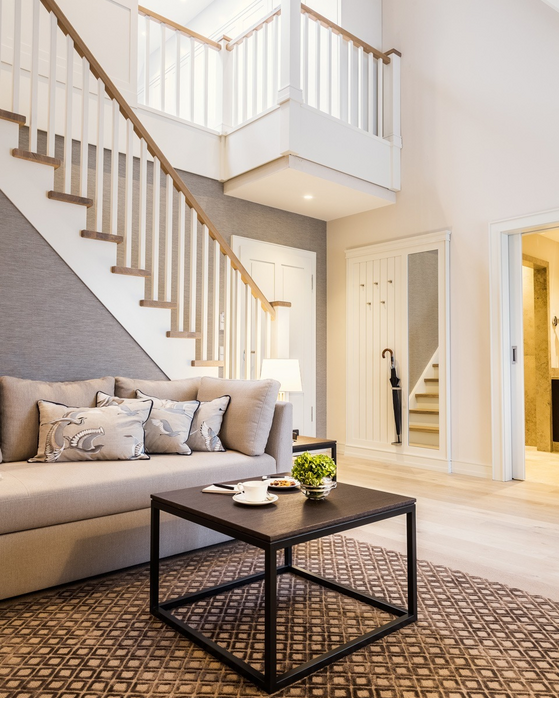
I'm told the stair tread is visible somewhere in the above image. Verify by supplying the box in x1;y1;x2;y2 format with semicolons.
48;191;93;208
433;363;439;368
424;378;439;383
12;148;61;168
191;360;224;367
81;230;123;244
409;442;439;449
416;392;439;398
166;331;202;339
409;424;439;433
0;109;26;125
409;408;439;414
111;266;151;278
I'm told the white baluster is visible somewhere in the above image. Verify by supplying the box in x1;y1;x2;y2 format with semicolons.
189;208;198;331
235;272;242;378
12;0;21;114
160;21;166;113
213;244;220;360
255;302;262;380
224;256;232;377
175;30;181;117
327;27;333;116
189;37;196;122
340;37;348;123
144;17;150;106
262;22;269;110
232;45;238;125
349;43;358;127
164;174;173;302
110;99;119;235
28;0;40;152
272;14;279;100
47;12;57;158
151;156;161;300
242;40;248;122
252;33;258;116
359;46;366;129
80;57;89;199
203;45;209;126
315;20;321;111
64;35;74;195
176;194;186;330
368;53;375;135
201;225;209;360
95;80;104;232
377;56;384;138
265;310;272;359
244;284;252;379
138;139;148;270
301;13;308;104
124;119;133;267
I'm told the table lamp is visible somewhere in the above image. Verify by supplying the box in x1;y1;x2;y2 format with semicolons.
260;358;302;401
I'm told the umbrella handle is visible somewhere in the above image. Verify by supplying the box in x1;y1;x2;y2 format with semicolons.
382;348;394;364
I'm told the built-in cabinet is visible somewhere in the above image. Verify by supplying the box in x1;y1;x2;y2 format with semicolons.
346;231;451;471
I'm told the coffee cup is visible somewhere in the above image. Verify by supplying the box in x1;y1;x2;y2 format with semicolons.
238;479;269;502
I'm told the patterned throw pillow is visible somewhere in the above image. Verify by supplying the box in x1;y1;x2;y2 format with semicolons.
29;399;153;463
187;395;231;452
135;390;200;455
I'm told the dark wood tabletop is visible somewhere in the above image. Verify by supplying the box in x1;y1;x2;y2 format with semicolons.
152;481;415;546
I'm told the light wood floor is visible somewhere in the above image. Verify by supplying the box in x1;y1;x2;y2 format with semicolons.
339;452;559;601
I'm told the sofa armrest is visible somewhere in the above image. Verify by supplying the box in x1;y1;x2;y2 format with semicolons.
265;402;293;474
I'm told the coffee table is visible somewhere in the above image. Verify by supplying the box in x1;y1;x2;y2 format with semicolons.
150;481;416;694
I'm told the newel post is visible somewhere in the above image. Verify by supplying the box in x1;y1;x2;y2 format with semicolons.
277;0;303;105
270;301;291;358
383;49;402;190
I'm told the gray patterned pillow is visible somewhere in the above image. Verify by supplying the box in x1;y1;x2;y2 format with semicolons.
135;390;200;455
29;399;153;463
187;395;230;452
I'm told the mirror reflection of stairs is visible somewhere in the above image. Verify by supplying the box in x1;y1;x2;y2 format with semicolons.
409;363;439;448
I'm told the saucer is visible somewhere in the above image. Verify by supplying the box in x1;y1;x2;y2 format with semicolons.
233;492;278;506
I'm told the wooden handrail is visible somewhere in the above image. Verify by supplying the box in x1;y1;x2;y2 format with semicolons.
138;5;221;50
39;0;275;318
226;7;281;50
301;4;392;64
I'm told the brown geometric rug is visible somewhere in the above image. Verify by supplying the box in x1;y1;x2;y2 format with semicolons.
1;535;558;698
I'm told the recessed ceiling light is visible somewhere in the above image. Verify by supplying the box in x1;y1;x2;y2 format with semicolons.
303;195;313;200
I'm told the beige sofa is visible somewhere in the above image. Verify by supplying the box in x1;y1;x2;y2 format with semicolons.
0;375;293;600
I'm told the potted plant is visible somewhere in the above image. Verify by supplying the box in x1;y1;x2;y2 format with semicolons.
291;452;337;500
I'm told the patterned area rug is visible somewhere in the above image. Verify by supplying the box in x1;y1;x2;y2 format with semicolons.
1;535;558;698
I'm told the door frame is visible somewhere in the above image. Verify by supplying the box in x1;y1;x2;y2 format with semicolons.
489;207;559;481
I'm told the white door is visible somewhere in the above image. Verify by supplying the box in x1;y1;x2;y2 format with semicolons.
232;236;317;436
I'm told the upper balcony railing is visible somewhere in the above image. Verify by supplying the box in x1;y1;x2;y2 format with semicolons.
137;0;400;141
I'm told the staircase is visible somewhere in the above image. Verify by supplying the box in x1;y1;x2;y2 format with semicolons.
409;363;439;449
0;0;275;380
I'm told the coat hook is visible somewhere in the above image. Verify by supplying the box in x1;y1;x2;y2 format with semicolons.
388;280;393;284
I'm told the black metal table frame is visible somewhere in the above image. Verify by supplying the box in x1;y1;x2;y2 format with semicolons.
150;500;417;695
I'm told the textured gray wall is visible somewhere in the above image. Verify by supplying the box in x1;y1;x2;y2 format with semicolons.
408;250;438;390
0;162;327;432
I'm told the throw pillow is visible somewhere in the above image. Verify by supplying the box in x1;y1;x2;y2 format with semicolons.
197;377;280;456
115;376;200;400
29;399;153;463
135;390;200;455
0;375;115;463
188;395;231;452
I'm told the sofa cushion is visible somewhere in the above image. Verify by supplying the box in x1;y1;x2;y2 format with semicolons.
188;396;230;452
0;452;276;534
135;391;200;455
197;377;280;456
29;399;153;463
115;376;200;400
0;376;115;463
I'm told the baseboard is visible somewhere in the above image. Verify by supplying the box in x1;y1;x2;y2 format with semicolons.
451;460;493;479
344;444;451;473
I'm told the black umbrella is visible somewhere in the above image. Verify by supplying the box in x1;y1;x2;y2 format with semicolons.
382;348;402;445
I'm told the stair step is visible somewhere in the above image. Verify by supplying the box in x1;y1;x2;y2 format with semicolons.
48;191;93;208
0;109;26;125
433;363;439;368
81;230;123;244
409;424;439;433
416;392;439;399
12;148;61;169
111;266;151;278
410;442;439;449
166;331;201;339
140;300;177;309
191;360;224;367
425;378;439;384
410;408;439;415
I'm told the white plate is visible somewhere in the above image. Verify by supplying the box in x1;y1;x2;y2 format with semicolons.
233;492;278;506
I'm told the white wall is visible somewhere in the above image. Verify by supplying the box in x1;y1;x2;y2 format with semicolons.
327;0;559;477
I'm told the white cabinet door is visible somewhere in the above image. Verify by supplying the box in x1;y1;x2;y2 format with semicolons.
232;236;317;436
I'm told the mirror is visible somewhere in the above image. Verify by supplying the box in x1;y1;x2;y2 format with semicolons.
408;250;439;449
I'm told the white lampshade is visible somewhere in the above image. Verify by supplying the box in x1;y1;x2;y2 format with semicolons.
260;358;302;393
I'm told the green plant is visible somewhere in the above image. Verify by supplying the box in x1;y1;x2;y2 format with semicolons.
291;452;337;486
